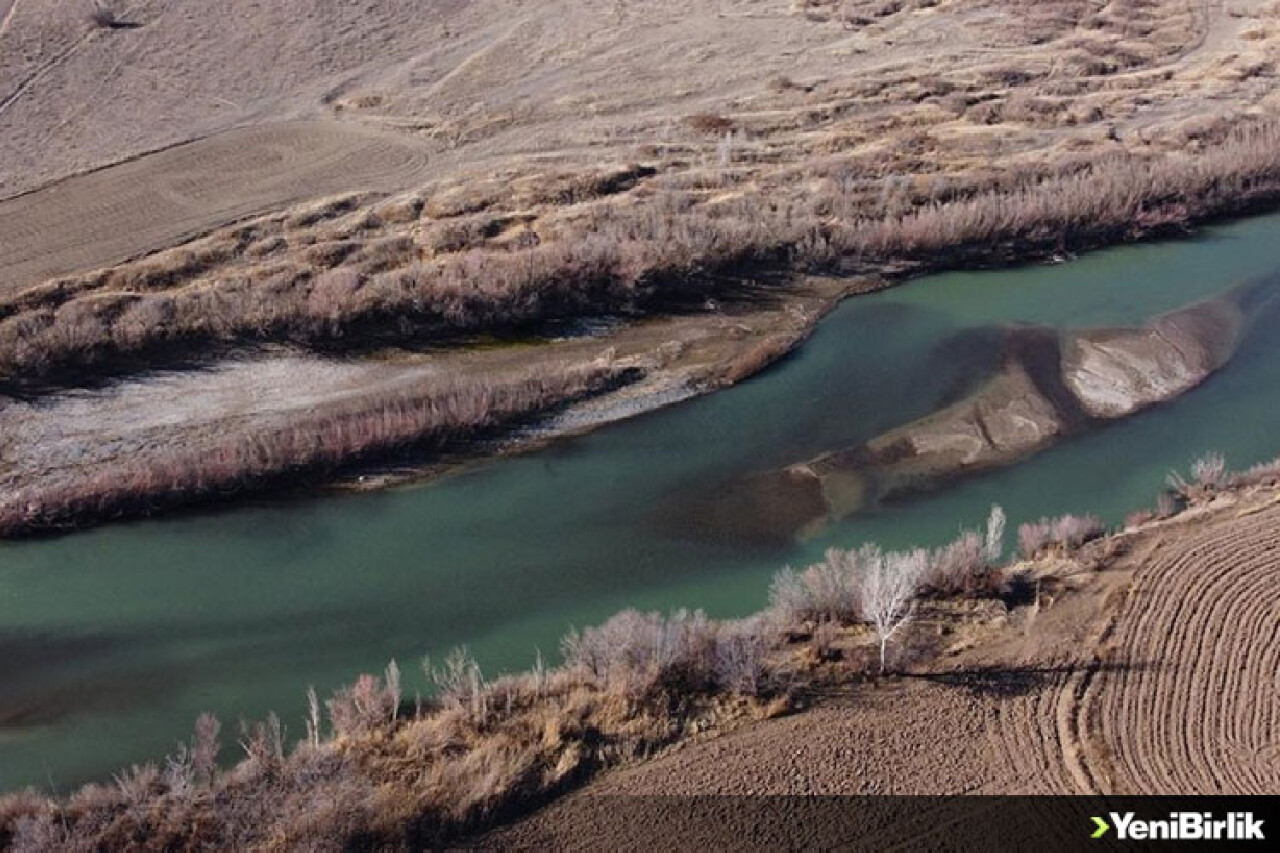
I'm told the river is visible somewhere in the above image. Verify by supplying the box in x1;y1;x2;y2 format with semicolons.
4;213;1280;791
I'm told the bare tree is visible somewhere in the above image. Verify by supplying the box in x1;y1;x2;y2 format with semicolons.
860;547;927;674
983;504;1006;564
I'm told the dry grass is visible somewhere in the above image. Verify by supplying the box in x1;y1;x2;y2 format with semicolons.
10;118;1280;389
9;0;1280;390
0;363;630;536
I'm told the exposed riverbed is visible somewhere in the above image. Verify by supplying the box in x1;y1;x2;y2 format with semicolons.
5;213;1280;791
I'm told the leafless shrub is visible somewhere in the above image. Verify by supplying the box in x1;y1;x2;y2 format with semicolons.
1016;522;1045;558
920;505;1007;596
385;659;402;722
811;619;842;662
1230;455;1280;487
238;714;284;773
1191;451;1227;488
561;609;720;699
327;667;400;738
163;742;196;799
1018;513;1106;557
926;530;985;595
768;547;864;625
113;763;160;816
9;810;73;853
713;618;772;695
427;647;489;722
983;505;1006;563
304;687;323;749
192;712;221;784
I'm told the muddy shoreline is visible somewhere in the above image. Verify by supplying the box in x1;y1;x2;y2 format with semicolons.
0;275;850;537
7;187;1280;539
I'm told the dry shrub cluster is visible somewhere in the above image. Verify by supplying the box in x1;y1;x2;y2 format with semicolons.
1166;450;1228;496
0;364;629;536
1137;451;1280;526
1228;456;1280;488
561;609;777;701
769;505;1007;627
9;119;1280;389
1016;513;1106;558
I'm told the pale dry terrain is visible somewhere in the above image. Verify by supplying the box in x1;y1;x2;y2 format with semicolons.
0;122;430;289
7;0;1280;290
4;0;1280;528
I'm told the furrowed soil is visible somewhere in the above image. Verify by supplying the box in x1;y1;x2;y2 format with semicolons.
490;487;1280;847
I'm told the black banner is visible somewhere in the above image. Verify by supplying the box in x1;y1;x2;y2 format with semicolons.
497;796;1280;851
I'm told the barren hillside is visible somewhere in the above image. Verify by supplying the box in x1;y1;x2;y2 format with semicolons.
5;0;1280;530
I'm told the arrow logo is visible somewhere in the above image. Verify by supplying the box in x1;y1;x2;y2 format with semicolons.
1091;816;1111;839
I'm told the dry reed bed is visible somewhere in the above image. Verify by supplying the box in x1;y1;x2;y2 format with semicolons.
7;119;1280;389
0;363;630;537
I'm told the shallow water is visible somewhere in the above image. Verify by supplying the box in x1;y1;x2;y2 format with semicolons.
4;214;1280;791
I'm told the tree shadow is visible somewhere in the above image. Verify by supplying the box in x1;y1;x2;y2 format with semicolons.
907;660;1156;699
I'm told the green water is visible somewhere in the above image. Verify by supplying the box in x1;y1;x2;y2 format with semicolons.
5;214;1280;791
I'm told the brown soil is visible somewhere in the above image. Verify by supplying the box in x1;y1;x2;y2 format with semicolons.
490;488;1280;846
0;122;430;292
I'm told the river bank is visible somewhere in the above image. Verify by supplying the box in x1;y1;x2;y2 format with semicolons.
7;209;1280;793
5;452;1277;849
9;153;1280;540
6;0;1280;535
492;476;1280;848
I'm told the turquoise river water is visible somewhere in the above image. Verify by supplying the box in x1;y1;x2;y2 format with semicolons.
5;213;1280;790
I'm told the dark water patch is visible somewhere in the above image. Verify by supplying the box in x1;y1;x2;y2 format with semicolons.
649;467;830;549
926;326;1008;408
0;632;120;687
1003;325;1094;431
0;661;187;730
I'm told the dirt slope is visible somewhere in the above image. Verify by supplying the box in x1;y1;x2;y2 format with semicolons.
491;493;1280;847
0;121;430;291
1088;501;1280;793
